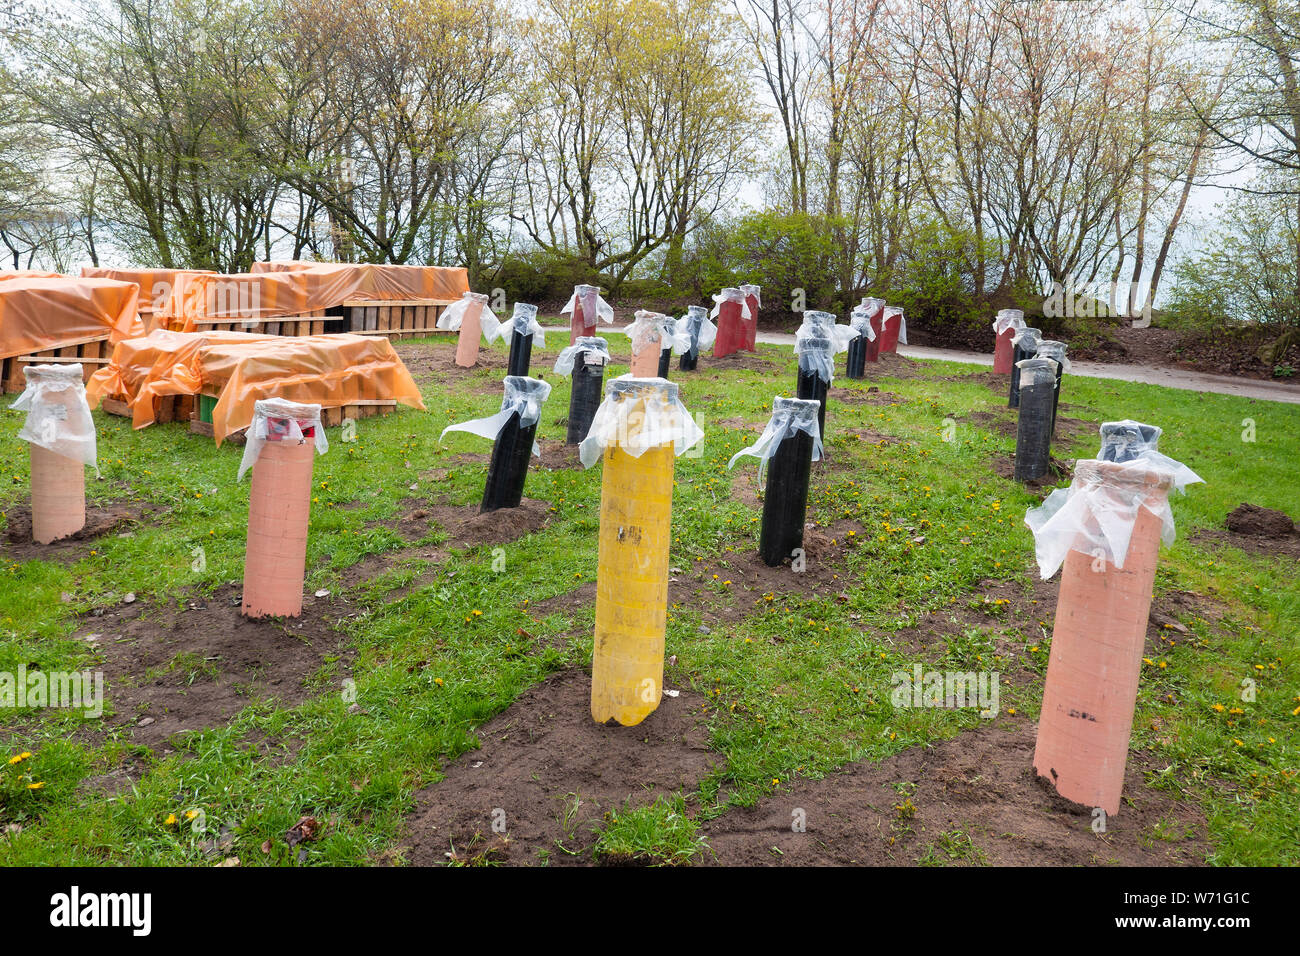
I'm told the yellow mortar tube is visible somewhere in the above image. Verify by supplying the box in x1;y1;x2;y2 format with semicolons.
591;439;675;726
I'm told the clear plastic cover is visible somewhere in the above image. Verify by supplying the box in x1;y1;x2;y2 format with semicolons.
795;310;856;352
554;336;611;375
1035;339;1071;373
739;284;762;309
560;284;615;325
675;305;717;352
237;397;328;481
883;306;908;345
436;291;498;332
10;364;98;469
439;375;552;457
849;298;883;341
993;309;1026;334
709;287;754;321
796;335;837;384
726;396;823;481
1024;422;1203;578
1012;326;1043;350
628;310;688;355
1015;356;1058;388
579;375;704;468
484;302;545;346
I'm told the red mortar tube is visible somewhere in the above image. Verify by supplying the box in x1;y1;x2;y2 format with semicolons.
454;296;485;369
1033;460;1173;816
570;286;599;345
242;427;316;619
993;326;1017;373
740;285;760;352
713;291;746;358
863;308;883;362
879;307;903;354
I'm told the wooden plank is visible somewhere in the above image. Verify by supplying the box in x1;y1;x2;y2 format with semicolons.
102;397;132;418
322;406;343;427
365;306;378;332
311;320;324;335
339;298;458;308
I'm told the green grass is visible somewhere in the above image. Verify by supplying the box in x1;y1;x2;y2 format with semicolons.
0;332;1296;865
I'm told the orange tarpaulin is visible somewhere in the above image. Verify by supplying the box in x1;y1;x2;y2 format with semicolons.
250;262;470;302
80;267;215;321
0;271;64;281
0;277;143;362
198;334;426;444
86;329;272;428
87;329;425;442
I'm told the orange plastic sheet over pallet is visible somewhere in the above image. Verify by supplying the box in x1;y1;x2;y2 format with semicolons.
153;263;470;330
0;277;143;361
87;330;425;442
249;261;469;302
80;267;215;320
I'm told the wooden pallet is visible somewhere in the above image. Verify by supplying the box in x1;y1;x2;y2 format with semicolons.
341;300;456;339
100;394;194;423
2;335;112;394
189;396;396;442
188;308;334;337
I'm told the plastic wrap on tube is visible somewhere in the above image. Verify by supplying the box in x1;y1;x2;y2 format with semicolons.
1035;339;1070;373
10;364;98;469
850;299;883;341
1012;327;1042;350
440;375;552;457
554;336;611;375
795;310;855;352
237;398;327;481
560;284;614;324
739;284;761;309
436;291;497;332
727;396;823;481
676;305;716;352
628;309;684;356
883;306;908;345
1024;420;1202;579
795;335;837;384
579;375;704;468
1016;357;1058;387
709;288;754;321
483;303;544;346
993;309;1026;334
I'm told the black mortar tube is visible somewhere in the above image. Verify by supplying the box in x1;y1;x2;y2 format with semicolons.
566;352;604;445
759;426;814;567
657;346;671;379
507;330;533;377
481;410;536;512
1014;367;1054;483
846;334;866;379
795;337;831;441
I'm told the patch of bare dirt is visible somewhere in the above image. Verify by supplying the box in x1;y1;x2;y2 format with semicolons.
2;500;157;562
831;386;903;407
345;497;553;590
695;351;778;374
400;668;720;866
1192;503;1300;559
701;721;1209;865
534;441;584;471
990;453;1073;491
16;583;359;751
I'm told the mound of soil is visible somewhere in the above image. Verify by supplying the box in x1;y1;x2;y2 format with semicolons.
701;721;1208;866
1226;503;1296;537
400;668;718;866
2;501;155;562
1194;503;1300;559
